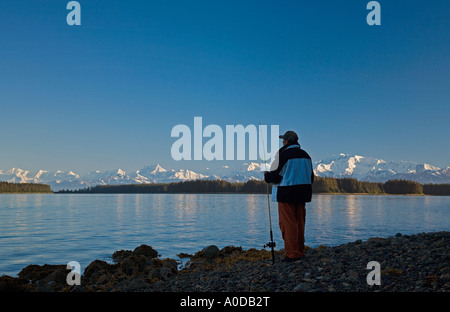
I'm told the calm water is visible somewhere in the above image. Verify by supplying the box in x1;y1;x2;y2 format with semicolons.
0;194;449;276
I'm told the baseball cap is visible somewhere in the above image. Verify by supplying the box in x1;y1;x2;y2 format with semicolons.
279;131;299;142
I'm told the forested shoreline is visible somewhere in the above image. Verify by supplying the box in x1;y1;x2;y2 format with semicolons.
56;177;450;195
0;182;52;193
1;178;448;195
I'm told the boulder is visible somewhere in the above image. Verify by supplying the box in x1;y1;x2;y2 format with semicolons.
119;255;147;275
18;264;69;283
112;250;133;263
0;275;30;292
84;260;113;280
201;245;220;259
133;245;158;258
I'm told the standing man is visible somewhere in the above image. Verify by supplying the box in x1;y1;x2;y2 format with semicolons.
264;131;314;262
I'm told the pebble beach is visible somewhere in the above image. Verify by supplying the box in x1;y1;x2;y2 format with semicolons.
1;231;449;292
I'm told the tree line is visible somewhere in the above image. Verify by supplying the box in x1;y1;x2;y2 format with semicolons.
56;177;450;195
422;183;450;196
0;182;52;193
58;179;271;194
313;177;450;195
2;178;448;195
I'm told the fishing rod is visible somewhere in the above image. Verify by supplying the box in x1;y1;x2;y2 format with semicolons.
259;123;276;265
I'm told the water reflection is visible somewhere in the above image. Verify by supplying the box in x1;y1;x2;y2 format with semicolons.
246;195;257;220
115;194;125;222
345;195;359;231
173;194;198;221
315;195;334;214
245;194;259;237
134;194;142;216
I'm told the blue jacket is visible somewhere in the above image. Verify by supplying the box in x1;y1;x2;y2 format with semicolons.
264;143;314;203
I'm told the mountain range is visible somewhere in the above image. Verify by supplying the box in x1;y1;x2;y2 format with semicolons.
314;154;450;184
1;153;449;191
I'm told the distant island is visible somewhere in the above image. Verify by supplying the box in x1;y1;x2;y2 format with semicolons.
0;182;52;194
55;177;450;196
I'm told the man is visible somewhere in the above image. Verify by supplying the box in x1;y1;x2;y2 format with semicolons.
264;131;314;262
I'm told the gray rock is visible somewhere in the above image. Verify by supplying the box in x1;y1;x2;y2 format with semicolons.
160;268;172;280
128;277;146;291
347;270;359;281
69;285;86;292
202;245;220;259
133;245;158;258
293;282;310;292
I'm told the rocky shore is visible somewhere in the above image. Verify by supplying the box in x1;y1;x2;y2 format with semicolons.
1;231;449;292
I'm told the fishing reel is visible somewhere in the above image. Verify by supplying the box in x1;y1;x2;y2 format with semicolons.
264;241;276;249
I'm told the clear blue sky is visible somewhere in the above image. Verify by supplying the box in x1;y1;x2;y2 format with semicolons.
0;0;449;172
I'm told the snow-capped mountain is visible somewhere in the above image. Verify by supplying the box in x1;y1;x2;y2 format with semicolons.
1;154;449;191
314;153;450;184
0;162;264;191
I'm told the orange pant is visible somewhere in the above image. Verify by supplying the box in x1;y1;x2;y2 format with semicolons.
278;202;306;258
